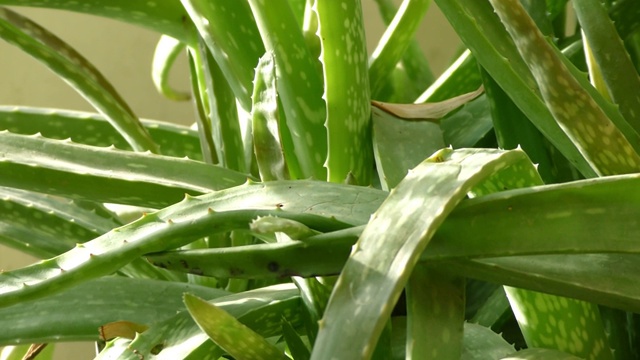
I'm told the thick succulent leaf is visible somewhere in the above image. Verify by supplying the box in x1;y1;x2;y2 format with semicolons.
434;0;597;178
406;266;464;359
196;38;245;172
574;0;640;132
461;323;515;360
316;0;372;185
0;187;118;258
480;69;571;183
251;52;290;181
0;106;202;159
0;7;159;153
416;50;482;103
184;293;289;360
489;0;640;176
368;0;431;98
281;316;311;360
609;0;640;40
372;107;444;189
372;0;435;100
0;132;249;208
180;0;264;111
145;226;364;279
429;173;640;259
187;43;218;164
249;0;327;181
439;94;493;148
0;277;229;345
0;0;192;43
0;180;385;307
152;35;190;101
502;348;583;360
311;148;540;359
95;284;300;360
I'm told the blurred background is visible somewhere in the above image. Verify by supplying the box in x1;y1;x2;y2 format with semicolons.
0;1;460;358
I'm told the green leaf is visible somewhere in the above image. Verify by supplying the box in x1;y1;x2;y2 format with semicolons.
435;0;597;178
371;107;444;189
316;0;372;184
180;0;264;111
503;348;584;360
311;148;540;359
0;7;159;153
152;35;190;101
0;0;192;42
369;0;431;98
461;323;515;360
489;0;640;176
574;0;640;132
249;0;327;181
96;284;300;360
0;106;202;160
251;52;290;181
0;132;249;208
0;180;384;307
184;293;288;360
406;266;464;359
0;277;228;345
282;316;310;360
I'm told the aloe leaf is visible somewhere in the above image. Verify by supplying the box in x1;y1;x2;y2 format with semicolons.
0;0;192;43
0;180;384;307
416;50;482;103
489;0;640;176
187;44;218;164
434;0;597;178
0;106;202;159
152;35;190;101
184;293;289;360
372;86;483;121
372;0;434;99
0;132;249;208
441;254;640;317
95;284;300;360
252;52;290;181
371;107;444;189
0;187;117;258
292;276;332;345
406;265;464;359
0;277;228;345
145;226;364;279
429;173;640;259
480;69;571;183
249;0;327;181
180;0;264;111
574;0;640;132
196;38;245;172
609;0;640;40
503;348;583;360
461;323;515;360
0;7;159;153
282;316;311;360
368;0;431;99
316;0;372;185
311;148;540;359
440;94;494;148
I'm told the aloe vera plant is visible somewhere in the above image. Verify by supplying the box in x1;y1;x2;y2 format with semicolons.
2;1;640;359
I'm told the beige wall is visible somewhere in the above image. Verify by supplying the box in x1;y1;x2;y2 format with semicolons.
0;2;459;359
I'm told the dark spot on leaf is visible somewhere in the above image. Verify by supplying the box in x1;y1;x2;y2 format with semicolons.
229;267;245;276
190;267;204;276
179;260;188;268
267;262;280;272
